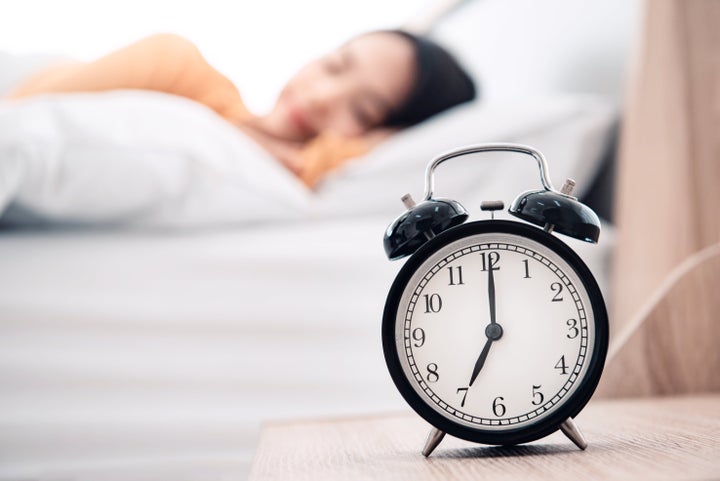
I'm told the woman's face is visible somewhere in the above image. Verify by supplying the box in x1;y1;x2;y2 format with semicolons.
262;32;415;142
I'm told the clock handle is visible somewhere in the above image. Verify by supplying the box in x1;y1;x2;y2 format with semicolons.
422;427;446;457
422;143;556;201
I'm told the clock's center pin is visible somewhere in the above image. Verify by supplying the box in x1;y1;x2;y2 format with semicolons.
485;323;504;340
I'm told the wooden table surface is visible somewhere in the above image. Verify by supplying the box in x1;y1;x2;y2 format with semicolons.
248;394;720;481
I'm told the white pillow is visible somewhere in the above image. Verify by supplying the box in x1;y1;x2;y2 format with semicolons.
0;90;310;227
312;94;615;218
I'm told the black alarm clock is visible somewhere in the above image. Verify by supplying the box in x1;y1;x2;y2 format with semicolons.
381;143;608;456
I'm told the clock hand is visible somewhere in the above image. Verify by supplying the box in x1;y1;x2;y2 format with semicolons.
488;263;497;325
468;337;493;386
469;264;504;387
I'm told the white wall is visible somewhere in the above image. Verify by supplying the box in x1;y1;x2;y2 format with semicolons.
0;0;436;112
1;0;641;110
433;0;642;102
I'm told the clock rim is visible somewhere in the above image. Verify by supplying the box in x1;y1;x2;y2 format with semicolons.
381;219;609;446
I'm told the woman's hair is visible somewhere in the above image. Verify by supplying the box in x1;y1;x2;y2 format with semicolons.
382;30;477;127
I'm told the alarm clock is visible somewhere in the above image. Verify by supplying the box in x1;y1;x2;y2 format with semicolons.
381;143;608;456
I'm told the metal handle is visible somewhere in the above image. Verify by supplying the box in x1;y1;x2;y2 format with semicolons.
423;143;557;201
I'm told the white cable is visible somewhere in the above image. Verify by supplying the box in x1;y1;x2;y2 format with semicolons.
606;242;720;363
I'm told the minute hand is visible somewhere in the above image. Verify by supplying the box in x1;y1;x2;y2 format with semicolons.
488;263;497;325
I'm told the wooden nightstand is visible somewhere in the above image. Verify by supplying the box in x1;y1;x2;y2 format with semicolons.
248;394;719;481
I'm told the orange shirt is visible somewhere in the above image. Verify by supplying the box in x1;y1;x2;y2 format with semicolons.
6;33;367;188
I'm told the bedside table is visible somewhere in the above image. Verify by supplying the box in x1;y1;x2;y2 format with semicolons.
248;394;719;481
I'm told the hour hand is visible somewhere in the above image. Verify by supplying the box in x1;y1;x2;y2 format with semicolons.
469;338;493;386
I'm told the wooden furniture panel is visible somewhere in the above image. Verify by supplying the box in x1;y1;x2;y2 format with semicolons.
608;0;720;396
599;244;720;397
248;395;720;481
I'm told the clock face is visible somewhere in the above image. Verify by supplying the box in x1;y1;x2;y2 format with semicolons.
383;221;608;445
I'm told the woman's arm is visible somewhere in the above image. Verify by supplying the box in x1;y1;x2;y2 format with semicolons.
7;34;246;121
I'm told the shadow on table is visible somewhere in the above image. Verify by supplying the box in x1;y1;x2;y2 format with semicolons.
432;443;580;459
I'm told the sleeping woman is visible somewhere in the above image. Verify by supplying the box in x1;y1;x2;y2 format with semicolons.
5;31;476;188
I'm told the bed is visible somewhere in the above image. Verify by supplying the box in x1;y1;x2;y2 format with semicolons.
0;1;636;479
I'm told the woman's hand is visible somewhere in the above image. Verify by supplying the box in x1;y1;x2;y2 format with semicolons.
236;121;304;175
266;142;304;176
360;127;397;148
237;121;398;187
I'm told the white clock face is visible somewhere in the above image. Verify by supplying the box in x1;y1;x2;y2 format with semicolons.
395;232;595;431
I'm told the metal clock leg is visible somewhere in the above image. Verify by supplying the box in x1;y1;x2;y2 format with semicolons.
422;427;446;457
560;417;587;450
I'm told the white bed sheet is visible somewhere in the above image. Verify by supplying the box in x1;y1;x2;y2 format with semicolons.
0;216;613;481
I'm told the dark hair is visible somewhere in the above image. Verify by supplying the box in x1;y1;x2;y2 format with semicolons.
381;30;477;127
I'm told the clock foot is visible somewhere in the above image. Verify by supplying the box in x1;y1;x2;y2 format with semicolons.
560;417;587;450
422;427;446;457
